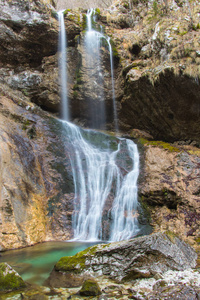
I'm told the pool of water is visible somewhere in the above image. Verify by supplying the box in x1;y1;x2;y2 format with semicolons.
0;241;96;286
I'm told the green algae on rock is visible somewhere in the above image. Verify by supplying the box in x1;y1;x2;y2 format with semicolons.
0;263;26;292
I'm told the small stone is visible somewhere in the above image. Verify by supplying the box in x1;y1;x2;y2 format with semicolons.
79;278;102;296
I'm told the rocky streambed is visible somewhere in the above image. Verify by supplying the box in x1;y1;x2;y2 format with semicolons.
0;232;200;299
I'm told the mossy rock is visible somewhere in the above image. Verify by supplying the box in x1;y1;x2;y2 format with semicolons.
138;138;180;152
0;263;26;292
54;244;109;274
79;278;101;296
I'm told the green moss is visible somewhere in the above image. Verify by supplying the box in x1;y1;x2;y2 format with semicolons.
22;120;31;130
55;244;108;273
192;23;200;31
55;245;98;273
22;89;29;96
152;0;158;15
63;9;71;16
27;125;36;139
51;10;57;19
0;263;26;292
138;196;152;223
73;90;78;98
178;31;188;36
195;237;200;244
138;138;180;152
165;230;178;243
55;254;86;274
123;2;129;9
82;14;87;30
109;39;120;59
95;8;101;16
79;278;101;296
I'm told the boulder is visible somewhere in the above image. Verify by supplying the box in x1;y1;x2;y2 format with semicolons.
46;232;197;287
0;262;26;291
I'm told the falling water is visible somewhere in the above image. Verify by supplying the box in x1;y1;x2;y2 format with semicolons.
58;9;140;242
62;121;140;241
109;139;139;241
85;9;118;131
58;10;69;120
107;37;119;131
85;8;106;129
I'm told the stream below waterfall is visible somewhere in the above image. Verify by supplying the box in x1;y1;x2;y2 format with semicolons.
0;241;96;286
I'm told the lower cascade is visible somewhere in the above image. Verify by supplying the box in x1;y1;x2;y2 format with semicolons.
62;121;140;241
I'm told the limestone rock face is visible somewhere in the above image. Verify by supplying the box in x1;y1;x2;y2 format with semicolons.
57;0;112;10
103;0;200;143
47;232;197;287
0;88;75;250
138;141;200;244
0;0;58;67
119;68;200;143
0;1;82;115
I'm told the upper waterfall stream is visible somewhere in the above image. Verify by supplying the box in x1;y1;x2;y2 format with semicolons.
58;10;69;120
58;9;140;242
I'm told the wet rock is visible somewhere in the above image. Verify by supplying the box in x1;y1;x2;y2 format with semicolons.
0;262;26;291
47;232;197;287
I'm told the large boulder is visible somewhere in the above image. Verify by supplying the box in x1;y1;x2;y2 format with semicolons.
46;232;197;288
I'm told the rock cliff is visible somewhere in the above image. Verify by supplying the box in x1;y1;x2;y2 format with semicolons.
138;139;200;244
0;0;199;250
0;88;77;250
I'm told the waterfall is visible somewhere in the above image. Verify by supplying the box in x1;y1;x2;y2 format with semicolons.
62;121;140;241
85;8;106;129
58;11;69;120
58;9;140;242
85;9;118;131
107;37;118;131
